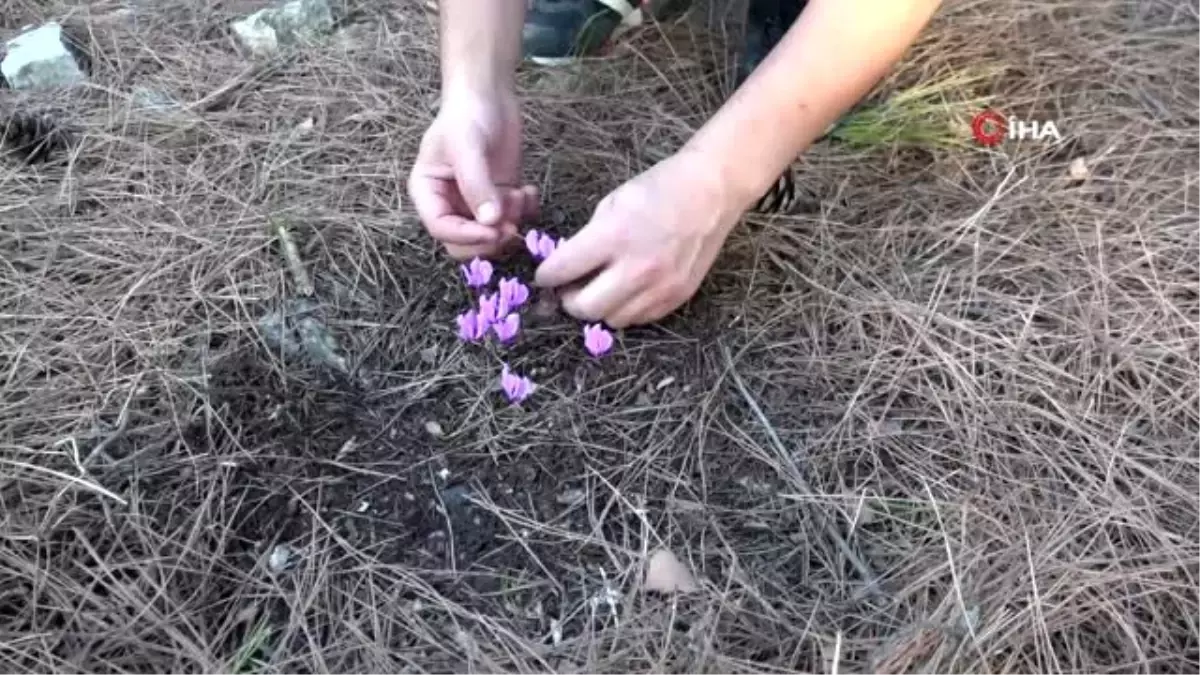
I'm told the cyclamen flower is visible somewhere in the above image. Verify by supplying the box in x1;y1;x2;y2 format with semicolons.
524;230;558;261
478;292;505;324
498;277;530;311
583;323;614;357
456;310;488;342
491;312;520;343
500;364;535;404
461;257;493;288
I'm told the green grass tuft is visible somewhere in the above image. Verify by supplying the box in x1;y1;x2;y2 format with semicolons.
825;68;1001;150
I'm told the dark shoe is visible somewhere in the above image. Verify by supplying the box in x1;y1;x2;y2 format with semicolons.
739;0;809;215
522;0;693;65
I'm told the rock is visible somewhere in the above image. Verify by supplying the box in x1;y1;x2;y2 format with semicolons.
296;313;348;373
555;488;587;506
130;87;180;113
258;307;304;358
258;298;350;374
1068;156;1090;181
424;420;445;437
267;544;297;572
643;548;699;594
232;0;335;57
1;23;87;90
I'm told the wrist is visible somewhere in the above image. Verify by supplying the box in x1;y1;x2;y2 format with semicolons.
443;77;516;110
671;146;751;234
442;65;516;102
681;132;772;218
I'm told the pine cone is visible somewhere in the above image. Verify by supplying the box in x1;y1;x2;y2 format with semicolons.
752;166;801;215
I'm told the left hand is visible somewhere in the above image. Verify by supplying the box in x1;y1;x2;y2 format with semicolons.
533;150;744;328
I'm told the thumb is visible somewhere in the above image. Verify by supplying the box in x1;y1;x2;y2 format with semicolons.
452;127;503;227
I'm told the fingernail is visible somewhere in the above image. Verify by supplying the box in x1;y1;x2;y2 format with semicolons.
477;201;499;224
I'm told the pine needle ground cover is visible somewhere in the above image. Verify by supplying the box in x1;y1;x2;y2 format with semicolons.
1;1;1196;672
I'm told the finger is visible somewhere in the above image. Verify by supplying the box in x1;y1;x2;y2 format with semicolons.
408;173;501;245
534;218;614;288
561;264;641;322
446;241;502;261
451;129;502;226
445;223;521;261
499;184;540;225
520;184;540;220
605;291;663;329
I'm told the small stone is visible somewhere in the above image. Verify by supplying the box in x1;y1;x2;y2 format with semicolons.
131;87;179;113
232;0;335;56
644;548;699;593
258;308;302;357
1;23;87;90
267;544;296;572
424;420;445;438
334;437;358;460
1068;157;1090;181
440;485;472;509
556;488;587;506
296;314;349;374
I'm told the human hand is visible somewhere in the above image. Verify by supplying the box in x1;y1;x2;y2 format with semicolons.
407;88;539;260
533;150;744;328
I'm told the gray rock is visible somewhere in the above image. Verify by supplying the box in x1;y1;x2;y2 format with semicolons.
232;0;335;56
296;313;348;374
258;298;349;374
267;544;297;573
1;23;87;90
130;86;180;113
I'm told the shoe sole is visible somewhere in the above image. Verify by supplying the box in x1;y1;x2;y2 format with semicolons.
527;5;644;67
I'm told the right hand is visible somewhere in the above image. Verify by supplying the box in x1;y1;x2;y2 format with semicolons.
407;88;539;260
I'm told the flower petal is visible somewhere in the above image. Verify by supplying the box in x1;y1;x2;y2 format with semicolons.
524;230;542;258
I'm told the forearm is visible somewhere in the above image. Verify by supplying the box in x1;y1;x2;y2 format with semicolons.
686;0;942;213
440;0;525;95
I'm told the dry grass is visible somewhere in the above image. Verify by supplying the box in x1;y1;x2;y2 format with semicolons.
1;0;1197;672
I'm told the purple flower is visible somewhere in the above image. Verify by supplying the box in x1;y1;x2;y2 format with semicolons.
500;364;535;404
456;310;487;342
524;230;558;261
491;312;520;343
461;257;493;288
478;292;505;324
498;277;530;310
582;323;614;357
